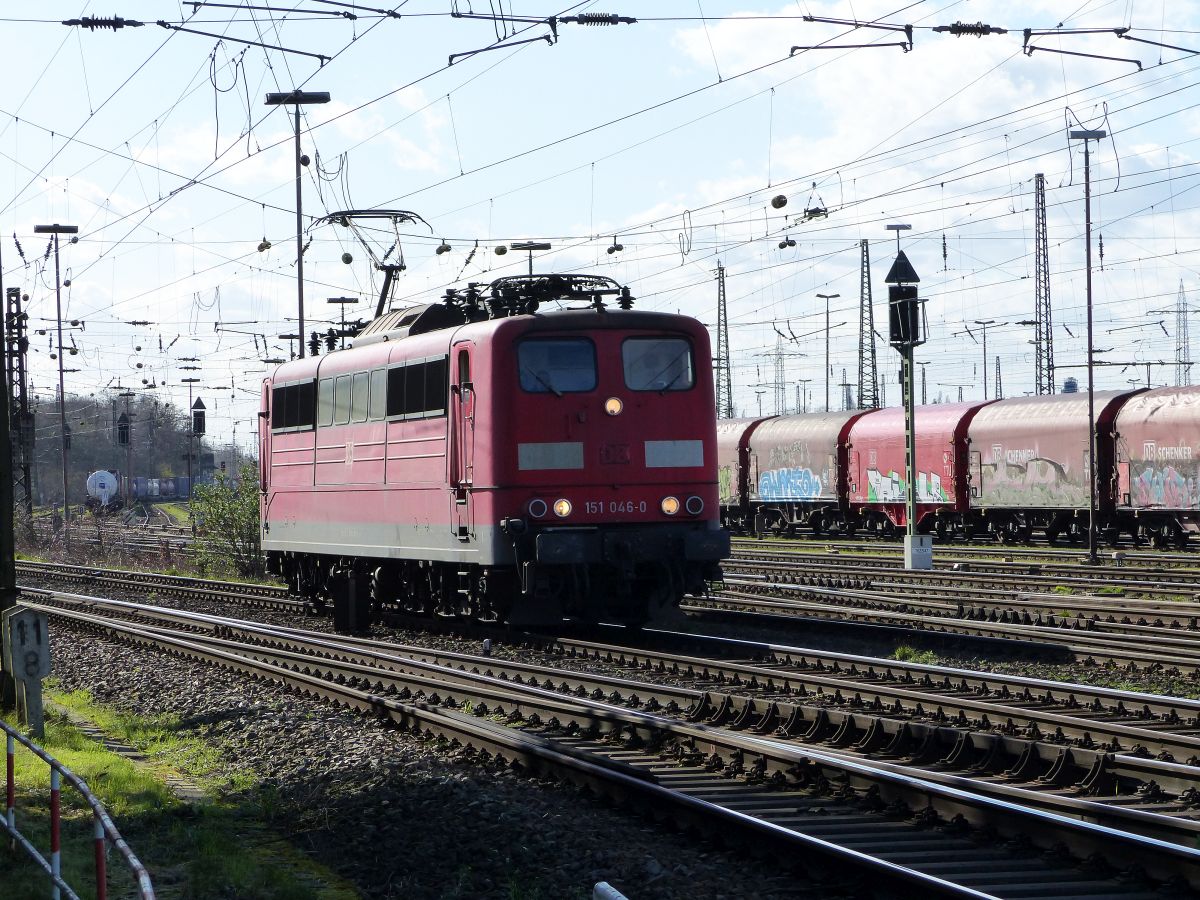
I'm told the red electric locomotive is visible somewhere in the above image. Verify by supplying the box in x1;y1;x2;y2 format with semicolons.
260;274;730;627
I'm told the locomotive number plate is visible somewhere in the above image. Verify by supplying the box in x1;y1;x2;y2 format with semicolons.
584;499;648;514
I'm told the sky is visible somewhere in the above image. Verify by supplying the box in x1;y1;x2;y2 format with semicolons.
3;1;1199;453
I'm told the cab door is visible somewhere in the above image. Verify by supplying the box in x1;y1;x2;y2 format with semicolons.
450;343;475;540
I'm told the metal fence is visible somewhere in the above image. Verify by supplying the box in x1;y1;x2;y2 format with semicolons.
3;716;155;899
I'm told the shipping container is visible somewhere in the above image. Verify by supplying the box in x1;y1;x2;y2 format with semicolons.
967;391;1139;541
716;417;767;508
846;402;990;532
1114;386;1200;543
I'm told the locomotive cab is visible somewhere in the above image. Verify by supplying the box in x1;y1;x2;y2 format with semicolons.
483;311;728;623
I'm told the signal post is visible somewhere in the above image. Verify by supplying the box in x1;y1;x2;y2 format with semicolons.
885;225;931;570
1;309;16;707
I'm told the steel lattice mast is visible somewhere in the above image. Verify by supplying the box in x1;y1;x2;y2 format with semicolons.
1033;173;1055;394
4;287;34;522
1176;280;1191;386
995;356;1003;399
857;239;879;408
714;261;733;418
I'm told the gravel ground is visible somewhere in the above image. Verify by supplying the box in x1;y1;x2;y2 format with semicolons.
24;560;1200;899
48;622;822;900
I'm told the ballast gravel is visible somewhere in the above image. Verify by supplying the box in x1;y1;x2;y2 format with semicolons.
48;623;818;900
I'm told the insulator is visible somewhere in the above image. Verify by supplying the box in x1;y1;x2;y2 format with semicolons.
567;13;635;25
64;16;144;31
934;21;1005;37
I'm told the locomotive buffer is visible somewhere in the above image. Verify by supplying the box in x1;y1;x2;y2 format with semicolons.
884;234;932;570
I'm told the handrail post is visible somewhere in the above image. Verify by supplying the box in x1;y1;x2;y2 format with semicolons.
94;813;108;900
50;766;61;900
5;732;13;850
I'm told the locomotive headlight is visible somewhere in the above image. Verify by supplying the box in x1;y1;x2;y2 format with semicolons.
685;495;705;516
604;397;623;416
528;499;548;518
660;496;680;516
553;498;573;518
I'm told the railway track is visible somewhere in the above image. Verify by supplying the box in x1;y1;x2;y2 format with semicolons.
15;559;294;609
22;586;1200;898
731;547;1200;595
22;557;1200;676
734;534;1200;559
691;587;1200;673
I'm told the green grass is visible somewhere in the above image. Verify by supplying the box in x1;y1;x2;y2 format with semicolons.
154;502;192;526
891;645;940;665
3;688;358;899
1051;584;1074;595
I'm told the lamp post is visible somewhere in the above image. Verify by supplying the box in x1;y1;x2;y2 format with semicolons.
265;90;331;359
1070;127;1106;565
915;360;929;405
34;224;78;551
973;320;1005;400
816;293;840;411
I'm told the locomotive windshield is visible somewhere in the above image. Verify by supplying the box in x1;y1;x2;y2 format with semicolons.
623;338;694;392
518;338;597;394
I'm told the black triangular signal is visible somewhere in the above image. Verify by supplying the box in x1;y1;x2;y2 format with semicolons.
884;250;920;284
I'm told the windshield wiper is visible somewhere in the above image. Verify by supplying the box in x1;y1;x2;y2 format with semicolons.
647;349;690;394
522;366;563;397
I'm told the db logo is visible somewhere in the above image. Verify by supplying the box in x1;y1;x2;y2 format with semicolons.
600;444;630;464
1144;440;1156;461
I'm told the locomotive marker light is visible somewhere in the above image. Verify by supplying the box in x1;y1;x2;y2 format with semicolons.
884;223;932;570
1069;128;1106;566
661;496;681;515
34;223;79;552
528;499;548;518
553;498;572;517
604;397;623;416
264;90;331;358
